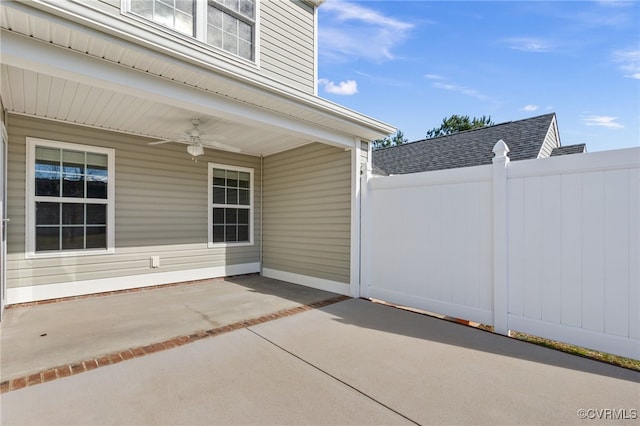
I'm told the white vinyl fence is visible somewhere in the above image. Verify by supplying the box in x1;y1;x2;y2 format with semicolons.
363;142;639;360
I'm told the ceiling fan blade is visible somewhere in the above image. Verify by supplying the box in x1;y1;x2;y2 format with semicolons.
148;139;174;145
206;141;242;153
200;134;227;141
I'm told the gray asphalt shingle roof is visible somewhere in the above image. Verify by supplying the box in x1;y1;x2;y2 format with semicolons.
551;144;586;156
373;113;560;175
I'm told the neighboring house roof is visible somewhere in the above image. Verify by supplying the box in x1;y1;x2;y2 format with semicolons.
372;113;584;175
551;144;587;156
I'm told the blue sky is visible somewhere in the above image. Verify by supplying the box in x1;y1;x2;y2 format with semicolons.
316;1;640;151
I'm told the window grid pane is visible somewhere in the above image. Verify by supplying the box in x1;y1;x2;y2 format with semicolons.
33;143;110;253
211;166;251;244
130;0;254;60
206;1;254;60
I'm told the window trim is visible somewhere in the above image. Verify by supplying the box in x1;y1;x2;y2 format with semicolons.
207;162;254;248
26;138;116;258
122;0;259;64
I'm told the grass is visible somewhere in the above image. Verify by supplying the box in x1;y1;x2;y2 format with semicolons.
509;331;640;372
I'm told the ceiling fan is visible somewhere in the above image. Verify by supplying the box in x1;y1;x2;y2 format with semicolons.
148;118;240;161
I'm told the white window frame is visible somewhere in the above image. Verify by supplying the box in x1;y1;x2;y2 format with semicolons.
122;0;258;63
26;138;115;258
208;163;254;248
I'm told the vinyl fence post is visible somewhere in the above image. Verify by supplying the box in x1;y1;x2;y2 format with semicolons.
492;140;510;335
359;143;372;299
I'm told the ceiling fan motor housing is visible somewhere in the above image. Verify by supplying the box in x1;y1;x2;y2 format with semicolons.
187;143;204;157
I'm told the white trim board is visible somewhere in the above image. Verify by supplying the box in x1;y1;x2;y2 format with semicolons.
261;268;350;296
7;262;260;304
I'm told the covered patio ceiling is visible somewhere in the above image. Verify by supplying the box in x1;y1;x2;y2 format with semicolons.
1;62;313;157
0;1;394;157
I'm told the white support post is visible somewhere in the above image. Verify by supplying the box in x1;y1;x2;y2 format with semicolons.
359;142;373;299
350;139;362;298
492;140;510;335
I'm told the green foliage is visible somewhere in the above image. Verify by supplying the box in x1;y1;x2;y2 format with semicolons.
371;130;408;150
425;114;494;138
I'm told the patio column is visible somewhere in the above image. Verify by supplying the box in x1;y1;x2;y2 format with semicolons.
350;138;363;298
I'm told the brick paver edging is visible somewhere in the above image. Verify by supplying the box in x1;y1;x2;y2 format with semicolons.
0;295;350;394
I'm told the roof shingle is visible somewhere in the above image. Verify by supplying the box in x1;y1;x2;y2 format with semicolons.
551;144;586;156
373;113;563;175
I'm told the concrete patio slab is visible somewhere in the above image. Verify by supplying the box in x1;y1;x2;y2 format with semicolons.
250;299;639;425
2;297;638;425
0;275;338;381
1;327;412;426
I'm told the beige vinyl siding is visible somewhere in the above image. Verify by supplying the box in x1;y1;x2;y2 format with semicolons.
6;115;261;288
260;0;315;93
263;143;351;283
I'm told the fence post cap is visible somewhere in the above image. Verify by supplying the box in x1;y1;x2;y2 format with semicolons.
493;139;510;161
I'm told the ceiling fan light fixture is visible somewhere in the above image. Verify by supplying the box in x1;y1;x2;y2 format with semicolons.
187;143;204;157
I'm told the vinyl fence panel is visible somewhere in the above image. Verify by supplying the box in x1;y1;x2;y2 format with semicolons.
365;146;640;360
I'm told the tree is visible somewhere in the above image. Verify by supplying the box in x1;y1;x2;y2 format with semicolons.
425;115;494;138
371;130;408;150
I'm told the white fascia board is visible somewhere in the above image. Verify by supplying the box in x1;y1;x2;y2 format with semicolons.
0;30;354;148
5;0;393;140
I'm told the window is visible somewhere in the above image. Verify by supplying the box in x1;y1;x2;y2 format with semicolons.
130;0;195;36
27;139;115;256
127;0;256;61
208;163;253;246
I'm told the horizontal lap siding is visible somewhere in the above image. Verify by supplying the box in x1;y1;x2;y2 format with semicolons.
260;0;315;93
263;143;351;283
539;118;560;158
6;115;261;288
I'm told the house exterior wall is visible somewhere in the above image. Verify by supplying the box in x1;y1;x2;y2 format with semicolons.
6;115;262;295
262;143;352;288
90;0;316;94
260;1;316;93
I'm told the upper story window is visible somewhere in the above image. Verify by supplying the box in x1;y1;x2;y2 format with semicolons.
128;0;256;61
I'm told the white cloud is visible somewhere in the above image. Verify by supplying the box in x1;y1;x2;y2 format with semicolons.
612;49;640;79
522;105;539;112
503;37;554;52
583;115;624;128
318;78;358;95
426;75;490;101
321;1;413;31
319;0;414;62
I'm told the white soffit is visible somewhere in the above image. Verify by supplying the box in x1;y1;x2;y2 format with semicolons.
0;2;394;152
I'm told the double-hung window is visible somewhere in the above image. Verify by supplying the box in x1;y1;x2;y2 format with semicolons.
27;138;115;256
127;0;256;61
208;163;253;247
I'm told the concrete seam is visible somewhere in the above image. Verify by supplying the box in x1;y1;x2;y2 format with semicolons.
246;327;421;426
